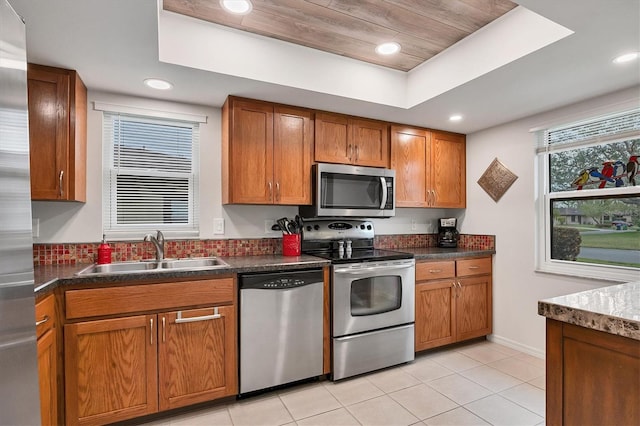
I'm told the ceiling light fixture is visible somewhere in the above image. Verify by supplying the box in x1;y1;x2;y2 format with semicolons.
449;114;463;121
375;42;401;55
144;78;173;90
220;0;253;15
613;52;639;64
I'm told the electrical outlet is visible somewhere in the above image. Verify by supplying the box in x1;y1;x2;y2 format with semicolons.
265;219;277;234
213;218;225;235
411;217;417;231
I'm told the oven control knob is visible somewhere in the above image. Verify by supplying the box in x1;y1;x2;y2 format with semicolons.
360;224;365;229
314;225;320;230
367;225;372;230
306;225;312;231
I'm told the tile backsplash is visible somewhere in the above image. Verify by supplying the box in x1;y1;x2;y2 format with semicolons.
33;234;495;266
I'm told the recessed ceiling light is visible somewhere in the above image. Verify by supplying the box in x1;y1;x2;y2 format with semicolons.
449;114;463;121
144;78;173;90
375;42;401;55
220;0;252;15
613;52;639;64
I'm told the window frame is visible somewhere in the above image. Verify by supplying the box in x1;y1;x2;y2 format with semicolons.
535;109;640;283
96;102;206;240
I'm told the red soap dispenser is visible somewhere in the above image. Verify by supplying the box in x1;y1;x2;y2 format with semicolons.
97;234;112;264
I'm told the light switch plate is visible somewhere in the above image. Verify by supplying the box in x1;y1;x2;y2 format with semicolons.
213;218;225;235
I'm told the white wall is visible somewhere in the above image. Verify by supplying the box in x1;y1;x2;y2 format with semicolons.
31;91;452;243
462;85;640;356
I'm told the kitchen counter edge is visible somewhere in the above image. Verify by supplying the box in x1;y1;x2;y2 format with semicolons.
33;248;496;296
538;281;640;341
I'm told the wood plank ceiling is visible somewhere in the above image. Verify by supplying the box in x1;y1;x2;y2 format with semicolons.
163;0;518;72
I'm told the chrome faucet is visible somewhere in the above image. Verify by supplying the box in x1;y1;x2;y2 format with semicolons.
144;230;165;262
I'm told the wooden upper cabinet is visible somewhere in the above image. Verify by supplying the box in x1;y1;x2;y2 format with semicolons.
391;126;466;208
390;126;430;207
431;130;466;208
315;112;389;168
27;64;86;202
222;97;312;205
314;112;350;164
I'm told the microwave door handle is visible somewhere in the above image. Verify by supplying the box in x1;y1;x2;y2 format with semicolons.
380;177;387;209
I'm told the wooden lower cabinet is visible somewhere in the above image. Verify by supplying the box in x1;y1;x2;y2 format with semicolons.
415;257;492;352
65;315;158;426
158;306;236;411
64;278;237;426
546;319;639;425
36;294;58;426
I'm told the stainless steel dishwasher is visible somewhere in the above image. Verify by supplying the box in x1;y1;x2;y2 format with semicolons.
239;269;324;395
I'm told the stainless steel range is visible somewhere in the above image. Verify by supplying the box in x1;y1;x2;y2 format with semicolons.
302;219;415;380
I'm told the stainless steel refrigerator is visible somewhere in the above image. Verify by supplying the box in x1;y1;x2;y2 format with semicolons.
0;0;41;423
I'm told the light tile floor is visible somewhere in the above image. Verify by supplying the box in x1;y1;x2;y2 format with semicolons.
140;340;545;426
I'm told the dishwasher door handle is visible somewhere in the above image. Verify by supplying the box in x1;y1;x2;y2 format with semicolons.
175;307;220;323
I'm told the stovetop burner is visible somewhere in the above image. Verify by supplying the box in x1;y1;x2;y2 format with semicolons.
301;219;413;263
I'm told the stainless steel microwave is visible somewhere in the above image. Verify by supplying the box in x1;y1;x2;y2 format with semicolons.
299;163;395;218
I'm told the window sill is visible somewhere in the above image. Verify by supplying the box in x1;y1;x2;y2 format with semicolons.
536;261;637;284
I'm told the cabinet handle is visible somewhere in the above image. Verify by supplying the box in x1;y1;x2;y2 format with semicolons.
162;316;166;343
35;315;49;327
348;144;353;161
150;318;154;345
58;170;64;197
355;145;359;161
268;182;273;200
468;266;480;269
429;269;442;273
276;182;280;201
175;307;220;324
431;190;436;206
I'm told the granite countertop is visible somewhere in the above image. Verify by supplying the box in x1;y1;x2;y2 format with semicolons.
396;247;495;260
33;247;495;296
538;281;640;340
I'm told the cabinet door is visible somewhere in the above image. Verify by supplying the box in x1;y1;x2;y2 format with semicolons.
390;126;429;207
314;112;351;164
430;131;466;208
229;100;274;203
28;67;70;200
37;328;58;426
158;306;237;411
415;280;457;351
455;275;492;341
65;315;158;426
273;106;313;205
351;118;389;168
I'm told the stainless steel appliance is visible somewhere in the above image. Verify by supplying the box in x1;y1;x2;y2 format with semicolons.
239;269;324;394
437;217;459;248
299;163;395;218
302;220;415;380
0;0;41;423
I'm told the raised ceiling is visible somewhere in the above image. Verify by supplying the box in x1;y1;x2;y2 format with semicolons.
163;0;518;72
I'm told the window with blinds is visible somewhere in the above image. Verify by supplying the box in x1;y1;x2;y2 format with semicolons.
535;108;639;282
103;112;200;237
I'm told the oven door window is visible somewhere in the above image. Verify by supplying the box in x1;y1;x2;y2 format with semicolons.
350;275;402;316
321;172;382;209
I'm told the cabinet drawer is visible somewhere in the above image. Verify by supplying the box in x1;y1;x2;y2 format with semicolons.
457;257;492;277
35;294;55;338
66;278;234;320
416;261;455;281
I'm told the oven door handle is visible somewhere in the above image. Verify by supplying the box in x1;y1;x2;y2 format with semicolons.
379;177;387;209
334;263;414;275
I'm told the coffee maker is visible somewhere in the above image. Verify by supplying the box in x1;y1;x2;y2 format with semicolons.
437;217;459;248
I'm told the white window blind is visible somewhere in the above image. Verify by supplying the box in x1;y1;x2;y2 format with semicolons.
102;112;200;238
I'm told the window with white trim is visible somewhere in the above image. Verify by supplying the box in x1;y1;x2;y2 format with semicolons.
102;110;201;239
535;109;640;282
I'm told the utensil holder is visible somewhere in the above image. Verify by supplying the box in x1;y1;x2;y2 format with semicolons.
282;234;301;256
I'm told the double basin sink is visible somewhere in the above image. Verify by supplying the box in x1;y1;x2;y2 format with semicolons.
76;257;229;276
